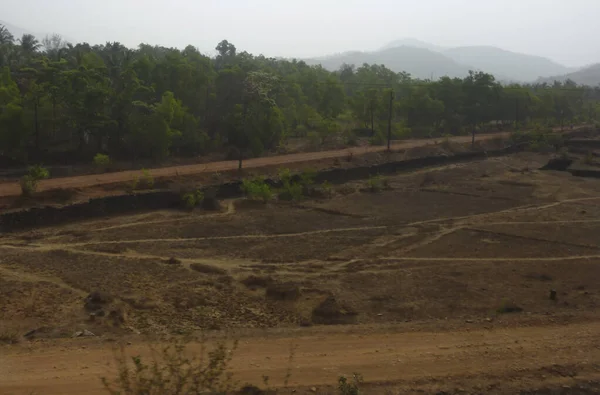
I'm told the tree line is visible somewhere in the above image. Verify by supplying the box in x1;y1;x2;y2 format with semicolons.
1;25;599;167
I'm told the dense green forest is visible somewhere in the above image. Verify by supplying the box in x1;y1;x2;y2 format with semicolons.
0;25;599;167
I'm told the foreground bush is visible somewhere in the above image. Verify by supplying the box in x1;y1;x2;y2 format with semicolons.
20;165;50;197
102;338;238;395
101;337;363;395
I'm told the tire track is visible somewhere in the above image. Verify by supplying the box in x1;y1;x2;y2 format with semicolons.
465;227;600;250
30;225;390;247
0;243;244;273
89;201;237;232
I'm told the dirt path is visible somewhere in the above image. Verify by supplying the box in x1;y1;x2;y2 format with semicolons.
1;321;599;394
0;132;510;198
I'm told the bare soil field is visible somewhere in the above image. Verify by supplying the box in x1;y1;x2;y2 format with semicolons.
2;151;600;394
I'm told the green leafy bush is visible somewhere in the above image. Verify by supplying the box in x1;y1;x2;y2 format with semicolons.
93;153;111;167
299;168;316;188
182;189;204;210
366;174;387;192
20;165;50;197
139;169;154;189
242;177;273;203
278;168;303;201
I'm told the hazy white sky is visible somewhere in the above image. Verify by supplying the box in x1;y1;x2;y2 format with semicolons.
1;0;598;67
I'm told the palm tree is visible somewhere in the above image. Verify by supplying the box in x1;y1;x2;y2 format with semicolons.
0;25;14;45
18;34;41;53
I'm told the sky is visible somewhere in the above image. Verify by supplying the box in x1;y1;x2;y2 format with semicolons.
1;0;599;67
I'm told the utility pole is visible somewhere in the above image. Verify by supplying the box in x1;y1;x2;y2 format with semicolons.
387;89;395;151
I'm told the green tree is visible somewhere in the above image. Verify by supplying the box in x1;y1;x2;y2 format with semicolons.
0;67;28;159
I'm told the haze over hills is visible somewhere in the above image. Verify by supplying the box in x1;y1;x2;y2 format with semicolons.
380;38;447;53
443;46;576;82
0;20;75;47
306;38;582;83
537;64;600;87
304;46;472;80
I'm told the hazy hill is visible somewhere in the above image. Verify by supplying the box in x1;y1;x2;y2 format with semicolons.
537;63;600;86
309;39;578;83
305;46;472;80
0;20;74;45
443;46;575;82
381;38;447;53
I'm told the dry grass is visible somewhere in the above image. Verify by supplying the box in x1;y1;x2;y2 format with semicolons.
0;328;19;344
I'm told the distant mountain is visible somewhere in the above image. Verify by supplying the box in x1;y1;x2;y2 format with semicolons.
308;39;578;83
381;38;447;53
443;46;575;82
0;20;74;45
0;20;37;41
305;46;472;80
536;63;600;86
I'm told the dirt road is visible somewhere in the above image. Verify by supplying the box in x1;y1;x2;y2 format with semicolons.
0;132;510;198
2;321;599;394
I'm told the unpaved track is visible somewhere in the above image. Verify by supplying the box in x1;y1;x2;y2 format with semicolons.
0;133;509;198
1;321;599;394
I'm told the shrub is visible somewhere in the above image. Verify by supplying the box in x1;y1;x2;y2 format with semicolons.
369;131;386;146
129;176;139;192
338;373;363;395
0;329;19;344
299;168;316;188
138;169;154;189
20;165;50;197
182;189;204;210
93;153;111;167
497;300;523;314
20;176;36;197
278;168;293;185
321;181;333;198
441;133;452;150
101;338;239;395
241;177;272;203
367;175;385;192
584;152;594;165
279;182;303;201
277;168;303;201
